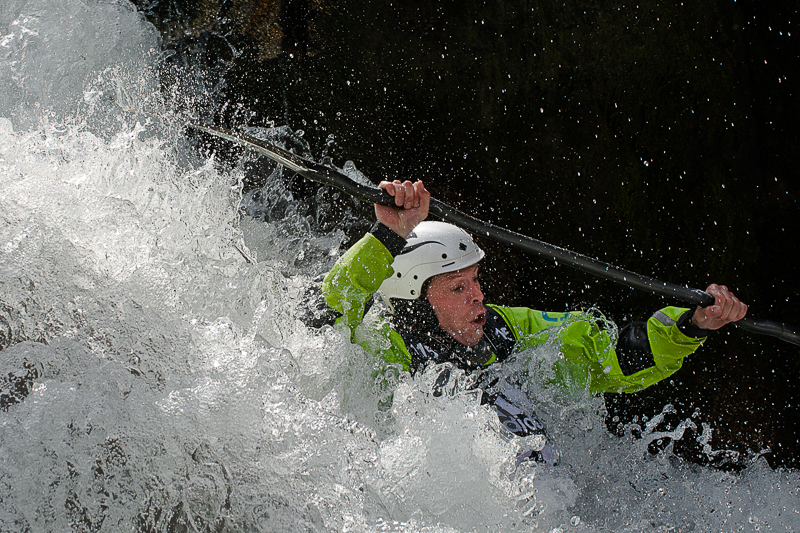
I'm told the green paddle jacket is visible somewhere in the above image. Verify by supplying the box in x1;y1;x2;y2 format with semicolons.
322;229;709;394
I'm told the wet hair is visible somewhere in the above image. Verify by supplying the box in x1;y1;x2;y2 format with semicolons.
390;279;439;335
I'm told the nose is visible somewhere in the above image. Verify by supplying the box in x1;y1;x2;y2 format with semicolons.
469;281;484;304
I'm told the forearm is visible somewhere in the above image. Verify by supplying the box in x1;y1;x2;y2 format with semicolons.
493;305;708;394
585;307;708;393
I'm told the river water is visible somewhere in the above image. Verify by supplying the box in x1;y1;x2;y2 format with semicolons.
1;1;798;532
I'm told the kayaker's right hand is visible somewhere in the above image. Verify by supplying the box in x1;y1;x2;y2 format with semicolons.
374;180;430;238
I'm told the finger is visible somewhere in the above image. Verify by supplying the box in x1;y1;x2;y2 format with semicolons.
703;283;723;315
718;288;741;320
392;180;406;206
379;181;396;196
737;302;749;321
402;181;415;209
719;293;738;321
724;295;748;323
410;181;421;208
413;181;428;208
710;284;748;323
703;306;721;322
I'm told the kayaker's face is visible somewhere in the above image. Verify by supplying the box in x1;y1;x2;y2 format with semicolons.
426;264;486;346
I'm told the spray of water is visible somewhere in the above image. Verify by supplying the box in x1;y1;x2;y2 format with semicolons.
1;1;798;532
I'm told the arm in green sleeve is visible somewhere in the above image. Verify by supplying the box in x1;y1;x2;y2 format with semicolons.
322;233;396;331
490;305;707;394
321;232;414;371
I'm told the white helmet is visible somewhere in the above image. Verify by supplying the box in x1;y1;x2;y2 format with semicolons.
378;221;484;304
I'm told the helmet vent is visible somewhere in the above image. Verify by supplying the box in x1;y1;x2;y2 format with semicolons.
441;254;447;259
459;242;468;251
396;272;402;277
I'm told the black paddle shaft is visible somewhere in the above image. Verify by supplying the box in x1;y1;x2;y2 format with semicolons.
186;122;800;346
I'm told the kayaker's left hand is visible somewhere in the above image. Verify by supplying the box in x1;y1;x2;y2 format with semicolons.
692;284;748;330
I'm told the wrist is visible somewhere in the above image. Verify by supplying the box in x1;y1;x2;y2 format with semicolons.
677;310;710;338
369;222;407;256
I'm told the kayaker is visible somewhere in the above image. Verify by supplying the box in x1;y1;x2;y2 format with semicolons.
320;179;748;463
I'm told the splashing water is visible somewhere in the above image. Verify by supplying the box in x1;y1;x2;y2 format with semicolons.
1;1;799;532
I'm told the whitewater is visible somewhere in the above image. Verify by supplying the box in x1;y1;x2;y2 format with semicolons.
1;1;798;531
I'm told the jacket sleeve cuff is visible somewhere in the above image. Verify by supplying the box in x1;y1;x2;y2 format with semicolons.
676;309;711;339
369;222;407;256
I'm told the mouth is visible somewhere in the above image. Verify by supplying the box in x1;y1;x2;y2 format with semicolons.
471;312;487;327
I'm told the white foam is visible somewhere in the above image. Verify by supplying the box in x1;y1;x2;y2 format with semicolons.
0;1;798;532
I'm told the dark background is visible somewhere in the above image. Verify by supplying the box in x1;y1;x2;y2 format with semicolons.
131;0;798;469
